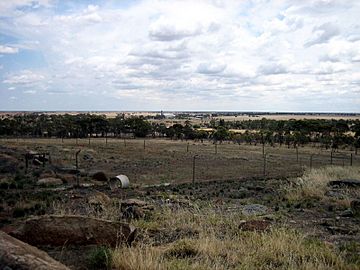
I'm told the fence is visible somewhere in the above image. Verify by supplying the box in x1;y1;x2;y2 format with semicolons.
1;137;359;185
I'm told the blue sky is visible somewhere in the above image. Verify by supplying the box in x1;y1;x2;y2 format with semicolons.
0;0;360;112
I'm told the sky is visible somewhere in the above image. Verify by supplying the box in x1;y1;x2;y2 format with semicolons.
0;0;360;112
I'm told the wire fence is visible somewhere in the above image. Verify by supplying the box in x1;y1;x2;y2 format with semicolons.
1;137;359;185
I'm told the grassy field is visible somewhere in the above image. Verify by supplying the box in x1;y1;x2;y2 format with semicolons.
1;137;358;185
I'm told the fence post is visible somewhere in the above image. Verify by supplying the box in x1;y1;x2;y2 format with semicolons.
263;153;267;178
350;153;353;166
144;140;146;150
187;142;189;153
296;146;299;163
88;137;91;146
330;150;333;165
262;143;265;158
192;155;197;185
215;144;217;154
105;134;108;146
75;150;81;170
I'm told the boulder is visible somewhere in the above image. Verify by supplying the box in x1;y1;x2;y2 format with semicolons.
91;171;108;182
238;220;271;231
0;231;70;270
39;169;56;178
37;177;63;186
242;204;268;216
328;179;360;188
10;215;136;247
121;199;154;220
88;191;112;210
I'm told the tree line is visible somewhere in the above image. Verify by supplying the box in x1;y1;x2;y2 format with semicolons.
0;114;359;152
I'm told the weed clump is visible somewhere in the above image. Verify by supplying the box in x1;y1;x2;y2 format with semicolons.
165;239;199;258
87;246;112;270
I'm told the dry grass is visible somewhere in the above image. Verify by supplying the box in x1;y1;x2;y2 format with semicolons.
112;206;350;270
3;137;359;185
285;166;360;203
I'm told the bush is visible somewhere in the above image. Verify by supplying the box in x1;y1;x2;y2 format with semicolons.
87;246;112;270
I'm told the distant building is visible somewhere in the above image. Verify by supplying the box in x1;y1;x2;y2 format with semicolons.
163;113;176;119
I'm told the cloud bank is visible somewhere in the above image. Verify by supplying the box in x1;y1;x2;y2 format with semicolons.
0;0;359;112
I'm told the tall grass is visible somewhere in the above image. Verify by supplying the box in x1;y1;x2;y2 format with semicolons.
112;204;351;270
285;166;360;203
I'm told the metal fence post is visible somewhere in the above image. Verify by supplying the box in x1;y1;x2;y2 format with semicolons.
192;155;198;185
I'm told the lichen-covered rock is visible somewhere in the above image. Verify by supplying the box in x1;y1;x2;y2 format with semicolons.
10;215;136;247
0;231;70;270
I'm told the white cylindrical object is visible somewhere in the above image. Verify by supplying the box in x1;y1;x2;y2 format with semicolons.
109;175;130;190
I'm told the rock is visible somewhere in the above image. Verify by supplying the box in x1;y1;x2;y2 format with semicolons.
0;231;70;270
82;153;93;161
122;206;145;219
238;220;271;231
33;158;43;166
325;190;346;200
242;204;268;216
122;199;147;207
39;169;56;178
56;167;80;175
91;171;108;182
60;174;77;184
121;199;154;219
326;226;355;235
37;177;63;186
350;200;360;216
328;179;360;188
340;209;354;217
10;215;136;247
88;191;111;210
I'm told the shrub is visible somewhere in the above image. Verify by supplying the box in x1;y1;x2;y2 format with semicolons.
87;246;112;270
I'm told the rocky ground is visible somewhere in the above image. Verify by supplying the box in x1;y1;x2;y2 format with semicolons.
0;143;359;269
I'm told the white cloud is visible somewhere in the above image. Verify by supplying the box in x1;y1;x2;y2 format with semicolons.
0;45;19;54
0;0;359;111
305;22;340;47
3;70;45;85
